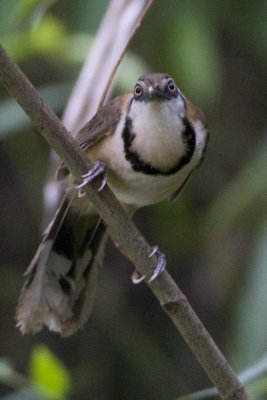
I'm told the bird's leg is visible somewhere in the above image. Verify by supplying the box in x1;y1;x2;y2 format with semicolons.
131;245;166;284
77;161;107;197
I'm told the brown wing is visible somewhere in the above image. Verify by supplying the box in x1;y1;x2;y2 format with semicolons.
186;98;207;126
77;95;123;150
57;95;124;180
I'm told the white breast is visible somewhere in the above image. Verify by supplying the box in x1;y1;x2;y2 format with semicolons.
91;99;207;208
129;99;186;171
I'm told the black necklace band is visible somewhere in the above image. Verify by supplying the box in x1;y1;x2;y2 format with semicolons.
122;116;196;176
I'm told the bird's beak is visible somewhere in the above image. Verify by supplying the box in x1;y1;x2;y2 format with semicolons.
148;85;163;100
148;86;156;97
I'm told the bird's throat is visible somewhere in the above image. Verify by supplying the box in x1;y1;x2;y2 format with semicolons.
122;100;195;175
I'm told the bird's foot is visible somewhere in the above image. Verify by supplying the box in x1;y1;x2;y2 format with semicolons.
147;246;166;282
77;161;107;197
131;245;166;284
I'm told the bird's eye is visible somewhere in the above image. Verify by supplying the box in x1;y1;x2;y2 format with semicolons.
168;81;176;92
134;85;142;96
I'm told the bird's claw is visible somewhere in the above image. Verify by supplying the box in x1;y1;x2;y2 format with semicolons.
77;161;107;197
131;270;146;284
148;246;166;282
131;245;166;284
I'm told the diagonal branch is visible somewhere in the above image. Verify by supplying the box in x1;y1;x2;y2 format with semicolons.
62;0;153;133
44;0;152;216
0;45;250;400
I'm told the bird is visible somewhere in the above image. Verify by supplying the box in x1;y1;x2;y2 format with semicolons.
16;73;209;337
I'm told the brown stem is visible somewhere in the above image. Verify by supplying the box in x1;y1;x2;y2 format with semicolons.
0;45;250;400
97;0;155;110
62;0;152;134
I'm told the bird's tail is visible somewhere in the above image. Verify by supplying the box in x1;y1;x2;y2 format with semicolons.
16;193;107;337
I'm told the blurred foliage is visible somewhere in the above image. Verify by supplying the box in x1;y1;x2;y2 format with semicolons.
0;0;266;399
230;221;267;369
175;353;267;399
0;344;70;400
29;345;71;399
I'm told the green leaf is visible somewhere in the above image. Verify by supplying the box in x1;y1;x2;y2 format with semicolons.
29;345;71;399
30;16;66;53
2;16;67;61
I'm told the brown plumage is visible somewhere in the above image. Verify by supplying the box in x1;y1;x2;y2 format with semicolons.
16;73;208;336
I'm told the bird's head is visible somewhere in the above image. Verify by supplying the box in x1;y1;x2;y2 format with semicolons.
131;73;186;119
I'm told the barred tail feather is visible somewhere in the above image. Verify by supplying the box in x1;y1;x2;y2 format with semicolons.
16;194;107;336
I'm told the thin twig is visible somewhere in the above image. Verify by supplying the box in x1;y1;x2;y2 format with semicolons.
176;353;267;400
45;0;150;215
97;0;154;109
62;0;150;134
0;44;250;400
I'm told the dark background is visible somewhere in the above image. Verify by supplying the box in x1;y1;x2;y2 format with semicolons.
0;0;267;399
